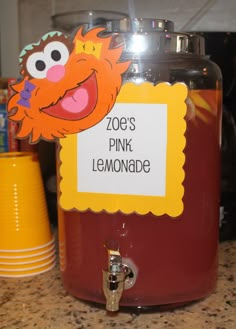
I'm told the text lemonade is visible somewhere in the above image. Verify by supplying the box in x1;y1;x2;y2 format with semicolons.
92;116;151;173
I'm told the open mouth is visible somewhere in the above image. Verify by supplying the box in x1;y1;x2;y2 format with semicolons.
42;72;98;120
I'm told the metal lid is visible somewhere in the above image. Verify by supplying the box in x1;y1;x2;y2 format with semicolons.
106;18;204;56
110;32;205;56
106;18;174;33
52;14;204;56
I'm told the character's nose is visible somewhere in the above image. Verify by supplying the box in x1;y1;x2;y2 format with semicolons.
46;65;65;82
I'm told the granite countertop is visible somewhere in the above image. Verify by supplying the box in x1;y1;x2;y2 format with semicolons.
0;240;236;329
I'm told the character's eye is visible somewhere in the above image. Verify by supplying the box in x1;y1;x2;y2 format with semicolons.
26;52;47;79
51;50;61;61
44;41;69;66
36;60;46;71
25;41;70;79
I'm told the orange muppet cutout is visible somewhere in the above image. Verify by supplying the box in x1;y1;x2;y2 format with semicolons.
7;27;130;142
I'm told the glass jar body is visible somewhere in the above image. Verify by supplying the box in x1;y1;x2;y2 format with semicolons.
58;36;222;308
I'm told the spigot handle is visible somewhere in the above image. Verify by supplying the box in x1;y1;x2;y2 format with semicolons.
107;248;123;273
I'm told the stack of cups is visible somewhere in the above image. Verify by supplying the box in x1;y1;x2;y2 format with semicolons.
0;152;56;277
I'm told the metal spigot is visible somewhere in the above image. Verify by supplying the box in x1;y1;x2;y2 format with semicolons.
103;248;129;312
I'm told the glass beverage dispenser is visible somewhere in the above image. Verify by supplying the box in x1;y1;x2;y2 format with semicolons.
54;17;222;311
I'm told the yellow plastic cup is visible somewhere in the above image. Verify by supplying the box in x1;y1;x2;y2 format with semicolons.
0;261;56;278
0;254;56;270
0;249;56;264
0;152;52;250
0;236;55;256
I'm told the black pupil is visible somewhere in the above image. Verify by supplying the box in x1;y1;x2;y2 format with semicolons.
35;60;46;71
51;50;61;61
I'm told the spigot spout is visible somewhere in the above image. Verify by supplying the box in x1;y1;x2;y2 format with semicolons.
103;248;125;312
103;270;125;312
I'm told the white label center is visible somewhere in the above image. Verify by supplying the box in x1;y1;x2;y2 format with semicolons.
77;103;167;196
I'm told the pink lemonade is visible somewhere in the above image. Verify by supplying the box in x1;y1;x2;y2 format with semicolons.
58;89;221;308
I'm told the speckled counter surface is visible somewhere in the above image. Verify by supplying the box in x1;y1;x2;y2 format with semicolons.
0;240;236;329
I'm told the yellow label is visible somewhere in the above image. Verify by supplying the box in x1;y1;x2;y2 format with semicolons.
59;82;187;217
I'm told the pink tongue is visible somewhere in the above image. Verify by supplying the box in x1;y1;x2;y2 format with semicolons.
61;88;88;113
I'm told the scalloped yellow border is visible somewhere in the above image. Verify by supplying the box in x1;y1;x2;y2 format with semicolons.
59;82;187;217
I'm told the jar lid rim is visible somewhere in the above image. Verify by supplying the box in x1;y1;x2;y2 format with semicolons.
106;18;175;33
